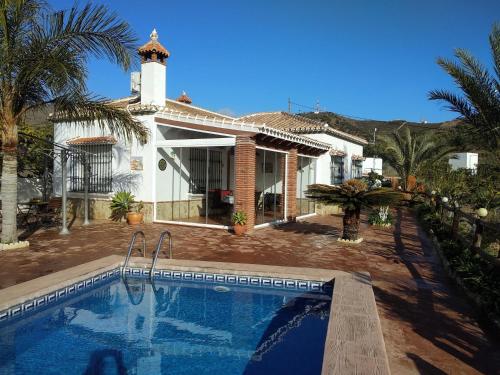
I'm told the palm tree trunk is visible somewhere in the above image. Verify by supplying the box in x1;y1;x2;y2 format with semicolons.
342;207;360;241
1;147;18;244
1;113;19;244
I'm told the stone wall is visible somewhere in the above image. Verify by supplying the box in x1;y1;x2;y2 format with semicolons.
67;198;154;223
315;202;342;216
156;198;204;221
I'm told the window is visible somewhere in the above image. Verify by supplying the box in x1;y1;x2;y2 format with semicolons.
69;144;113;193
352;160;363;179
188;148;223;194
330;156;344;185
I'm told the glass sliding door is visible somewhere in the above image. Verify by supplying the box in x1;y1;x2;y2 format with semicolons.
255;149;285;225
156;147;184;221
206;147;234;226
296;156;316;216
155;146;234;226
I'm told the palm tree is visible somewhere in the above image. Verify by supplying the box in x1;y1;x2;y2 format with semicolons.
429;23;500;151
379;127;455;191
306;179;403;241
0;1;148;244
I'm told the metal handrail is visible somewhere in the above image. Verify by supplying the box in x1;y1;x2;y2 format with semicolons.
150;230;173;279
123;230;146;274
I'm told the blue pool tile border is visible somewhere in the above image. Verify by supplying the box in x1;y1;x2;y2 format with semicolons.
123;267;331;293
0;268;121;323
0;266;332;324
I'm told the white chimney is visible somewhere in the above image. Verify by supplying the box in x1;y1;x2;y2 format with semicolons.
138;29;170;107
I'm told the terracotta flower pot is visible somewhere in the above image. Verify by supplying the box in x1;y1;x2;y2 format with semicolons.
233;223;246;235
127;212;143;225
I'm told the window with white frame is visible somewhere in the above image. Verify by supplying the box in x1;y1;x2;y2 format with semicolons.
330;156;344;185
352;160;363;179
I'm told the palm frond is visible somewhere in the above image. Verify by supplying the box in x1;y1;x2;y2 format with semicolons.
378;128;455;189
52;94;149;144
429;24;500;151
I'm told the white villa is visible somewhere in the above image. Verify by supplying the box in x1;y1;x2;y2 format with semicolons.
53;30;367;231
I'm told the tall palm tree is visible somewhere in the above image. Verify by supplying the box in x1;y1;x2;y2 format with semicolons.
429;23;500;151
379;127;455;191
306;179;403;241
0;1;148;244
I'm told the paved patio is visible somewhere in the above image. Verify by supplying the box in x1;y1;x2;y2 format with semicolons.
0;209;499;374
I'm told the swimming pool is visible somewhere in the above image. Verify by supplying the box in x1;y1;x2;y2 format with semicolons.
0;271;332;374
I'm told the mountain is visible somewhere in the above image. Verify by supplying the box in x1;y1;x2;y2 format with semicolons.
301;111;460;140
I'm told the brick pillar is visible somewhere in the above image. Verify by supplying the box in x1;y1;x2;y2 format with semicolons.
286;148;298;221
234;136;256;230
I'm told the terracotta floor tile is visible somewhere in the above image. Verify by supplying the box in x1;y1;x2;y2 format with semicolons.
0;208;498;374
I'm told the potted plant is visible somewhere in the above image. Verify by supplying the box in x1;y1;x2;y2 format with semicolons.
127;201;144;225
110;191;134;222
232;211;247;235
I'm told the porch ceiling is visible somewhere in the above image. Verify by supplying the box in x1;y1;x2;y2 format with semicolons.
255;134;325;156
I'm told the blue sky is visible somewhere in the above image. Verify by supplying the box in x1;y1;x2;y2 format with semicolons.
50;0;499;122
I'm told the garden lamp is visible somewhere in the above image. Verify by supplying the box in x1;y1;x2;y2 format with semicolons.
476;208;488;218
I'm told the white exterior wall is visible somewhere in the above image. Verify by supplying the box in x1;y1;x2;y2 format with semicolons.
305;133;364;184
53;114;156;202
363;157;383;175
449;152;478;172
140;62;166;106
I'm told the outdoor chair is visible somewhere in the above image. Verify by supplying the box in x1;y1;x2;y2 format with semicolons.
37;197;63;227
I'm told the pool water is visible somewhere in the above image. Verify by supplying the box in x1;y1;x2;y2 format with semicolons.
0;276;332;374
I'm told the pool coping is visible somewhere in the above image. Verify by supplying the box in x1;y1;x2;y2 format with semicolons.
0;256;390;374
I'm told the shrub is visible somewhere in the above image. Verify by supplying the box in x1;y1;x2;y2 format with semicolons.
368;206;393;226
416;203;500;320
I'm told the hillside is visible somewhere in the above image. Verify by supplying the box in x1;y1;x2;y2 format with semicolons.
302;111;459;140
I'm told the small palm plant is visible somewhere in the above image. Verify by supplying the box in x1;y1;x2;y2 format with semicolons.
306;179;403;242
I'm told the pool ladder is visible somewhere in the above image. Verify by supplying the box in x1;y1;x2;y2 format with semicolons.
122;230;173;279
150;230;173;279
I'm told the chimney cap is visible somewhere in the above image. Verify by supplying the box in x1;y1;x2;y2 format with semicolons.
176;91;192;104
138;28;170;62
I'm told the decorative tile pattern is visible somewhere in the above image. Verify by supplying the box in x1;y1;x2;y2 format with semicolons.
122;266;331;293
0;268;121;323
0;266;330;324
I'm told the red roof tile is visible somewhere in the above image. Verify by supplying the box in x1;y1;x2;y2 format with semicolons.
67;136;117;146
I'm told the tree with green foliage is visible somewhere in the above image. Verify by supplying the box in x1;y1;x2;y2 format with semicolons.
379;127;455;191
306;179;403;241
0;1;149;244
429;23;500;152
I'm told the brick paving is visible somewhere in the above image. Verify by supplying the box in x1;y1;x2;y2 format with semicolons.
0;208;499;374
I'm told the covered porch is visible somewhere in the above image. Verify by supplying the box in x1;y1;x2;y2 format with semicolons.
153;114;328;231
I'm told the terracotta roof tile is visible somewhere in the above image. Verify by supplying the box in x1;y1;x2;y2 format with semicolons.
176;91;192;104
67;136;117;146
239;112;368;145
138;29;170;59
